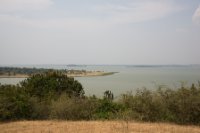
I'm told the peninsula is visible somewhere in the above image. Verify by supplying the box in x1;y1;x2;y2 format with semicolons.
0;67;117;78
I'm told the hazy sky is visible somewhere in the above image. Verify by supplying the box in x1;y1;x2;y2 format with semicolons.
0;0;200;65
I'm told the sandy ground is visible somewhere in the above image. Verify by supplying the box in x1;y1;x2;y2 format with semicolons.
0;121;200;133
0;74;29;78
67;72;116;77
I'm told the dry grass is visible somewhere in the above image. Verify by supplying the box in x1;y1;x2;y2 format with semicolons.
0;121;200;133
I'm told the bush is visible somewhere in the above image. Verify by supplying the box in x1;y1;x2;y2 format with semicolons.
1;73;200;125
50;94;99;120
0;85;32;121
28;97;51;119
93;99;124;120
20;71;84;100
120;84;200;124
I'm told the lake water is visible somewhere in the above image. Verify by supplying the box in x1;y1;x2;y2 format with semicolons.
0;65;200;97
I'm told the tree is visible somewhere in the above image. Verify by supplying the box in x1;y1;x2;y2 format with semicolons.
20;71;84;100
104;90;114;101
0;85;32;120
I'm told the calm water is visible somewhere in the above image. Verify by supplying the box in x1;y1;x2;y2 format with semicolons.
0;65;200;97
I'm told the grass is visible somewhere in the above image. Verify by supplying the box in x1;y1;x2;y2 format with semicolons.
0;121;200;133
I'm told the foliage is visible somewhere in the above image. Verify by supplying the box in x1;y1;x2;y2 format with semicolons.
103;90;114;101
94;98;124;120
120;84;200;124
20;71;84;99
0;67;54;75
50;94;99;120
0;71;84;120
0;85;32;120
1;73;200;125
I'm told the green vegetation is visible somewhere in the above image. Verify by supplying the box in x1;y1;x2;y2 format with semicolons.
0;67;56;76
0;67;116;77
100;72;118;76
0;71;200;125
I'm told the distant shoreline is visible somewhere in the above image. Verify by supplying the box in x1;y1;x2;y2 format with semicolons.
67;72;118;77
0;67;117;78
0;72;117;78
0;74;29;78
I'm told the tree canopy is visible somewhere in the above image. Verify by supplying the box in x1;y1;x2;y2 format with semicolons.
20;71;84;99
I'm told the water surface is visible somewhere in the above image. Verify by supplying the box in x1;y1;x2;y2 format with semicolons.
0;65;200;97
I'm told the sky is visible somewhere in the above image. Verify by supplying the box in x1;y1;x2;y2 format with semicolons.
0;0;200;65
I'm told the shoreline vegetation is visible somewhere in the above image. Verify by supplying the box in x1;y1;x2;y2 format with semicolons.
0;69;200;133
0;67;117;78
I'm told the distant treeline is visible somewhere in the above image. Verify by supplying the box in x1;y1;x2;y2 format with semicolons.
0;71;200;125
0;67;59;75
0;67;87;76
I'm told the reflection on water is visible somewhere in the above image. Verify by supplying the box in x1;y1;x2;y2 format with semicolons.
0;65;200;97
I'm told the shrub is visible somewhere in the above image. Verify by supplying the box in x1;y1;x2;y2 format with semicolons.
93;99;124;120
50;94;99;120
28;97;51;119
120;84;200;124
0;85;32;121
20;71;84;100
